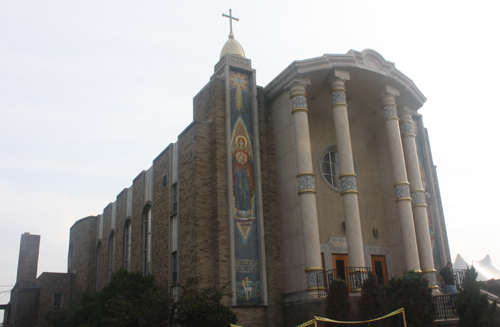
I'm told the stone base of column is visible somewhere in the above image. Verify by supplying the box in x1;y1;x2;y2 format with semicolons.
422;269;440;293
305;266;325;292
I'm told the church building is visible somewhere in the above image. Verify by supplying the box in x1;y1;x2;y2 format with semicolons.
3;11;451;327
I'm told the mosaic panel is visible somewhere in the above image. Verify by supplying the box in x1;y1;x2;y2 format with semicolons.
298;175;315;191
394;184;410;199
330;90;346;104
340;176;357;192
383;105;397;119
229;70;262;304
400;121;415;135
411;191;426;206
291;95;307;110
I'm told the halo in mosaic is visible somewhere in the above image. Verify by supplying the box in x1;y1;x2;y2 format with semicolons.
401;121;415;135
330;90;346;104
306;271;323;289
340;176;357;192
423;272;438;286
411;191;426;205
383;105;397;119
291;95;307;110
394;184;410;199
298;175;315;191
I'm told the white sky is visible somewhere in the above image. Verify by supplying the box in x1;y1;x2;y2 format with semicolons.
1;0;499;312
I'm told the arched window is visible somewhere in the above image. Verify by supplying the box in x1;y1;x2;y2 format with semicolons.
142;206;152;275
321;150;340;188
123;219;132;272
96;242;102;290
319;144;358;191
108;232;115;282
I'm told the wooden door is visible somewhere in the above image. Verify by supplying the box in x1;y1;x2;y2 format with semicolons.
371;255;388;284
332;254;349;281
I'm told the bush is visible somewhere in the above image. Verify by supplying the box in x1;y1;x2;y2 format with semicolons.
42;271;236;327
398;271;435;327
176;278;236;327
455;267;497;327
383;271;434;327
358;272;387;326
325;279;351;321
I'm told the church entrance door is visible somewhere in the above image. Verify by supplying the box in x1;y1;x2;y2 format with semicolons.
371;255;388;284
332;254;349;281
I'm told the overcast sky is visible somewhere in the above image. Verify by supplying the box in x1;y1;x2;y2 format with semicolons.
1;0;499;310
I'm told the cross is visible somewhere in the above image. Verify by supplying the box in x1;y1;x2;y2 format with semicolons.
222;9;239;35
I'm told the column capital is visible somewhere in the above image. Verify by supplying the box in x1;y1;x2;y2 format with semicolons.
376;84;400;106
399;104;417;121
327;69;350;91
285;78;311;95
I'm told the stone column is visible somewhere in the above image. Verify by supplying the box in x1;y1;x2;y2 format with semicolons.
378;85;421;272
400;108;438;288
329;70;365;268
288;79;324;292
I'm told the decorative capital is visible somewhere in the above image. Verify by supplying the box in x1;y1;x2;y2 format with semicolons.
285;78;311;94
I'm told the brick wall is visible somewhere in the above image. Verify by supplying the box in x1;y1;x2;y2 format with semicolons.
35;272;72;327
16;233;40;283
152;146;171;287
69;216;97;291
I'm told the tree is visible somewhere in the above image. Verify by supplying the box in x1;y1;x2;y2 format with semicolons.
455;266;497;327
42;271;236;327
176;278;237;327
358;272;387;326
397;271;435;327
325;279;351;321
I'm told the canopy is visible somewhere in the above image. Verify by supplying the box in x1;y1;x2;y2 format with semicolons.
453;254;500;281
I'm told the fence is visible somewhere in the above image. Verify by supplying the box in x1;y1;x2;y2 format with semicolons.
316;267;372;296
433;293;457;321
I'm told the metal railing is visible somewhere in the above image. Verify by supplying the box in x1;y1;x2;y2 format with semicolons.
433;293;458;321
453;269;466;288
316;267;372;296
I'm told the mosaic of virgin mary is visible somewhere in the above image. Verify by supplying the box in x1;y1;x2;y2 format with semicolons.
232;134;255;219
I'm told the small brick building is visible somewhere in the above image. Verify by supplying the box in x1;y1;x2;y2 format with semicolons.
2;233;72;327
3;34;451;327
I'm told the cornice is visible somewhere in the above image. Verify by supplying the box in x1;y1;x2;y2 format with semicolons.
264;49;427;108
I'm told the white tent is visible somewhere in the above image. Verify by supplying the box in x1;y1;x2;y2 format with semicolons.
453;254;500;281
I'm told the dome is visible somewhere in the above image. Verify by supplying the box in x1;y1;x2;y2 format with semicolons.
220;33;245;59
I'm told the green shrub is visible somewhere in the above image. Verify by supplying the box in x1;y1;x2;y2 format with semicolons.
383;271;434;327
325;279;351;321
398;271;435;327
358;272;387;326
42;271;236;327
455;267;497;327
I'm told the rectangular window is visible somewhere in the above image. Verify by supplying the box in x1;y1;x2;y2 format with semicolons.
53;293;63;307
123;221;132;272
171;251;178;285
147;210;152;265
172;184;177;214
162;174;168;189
